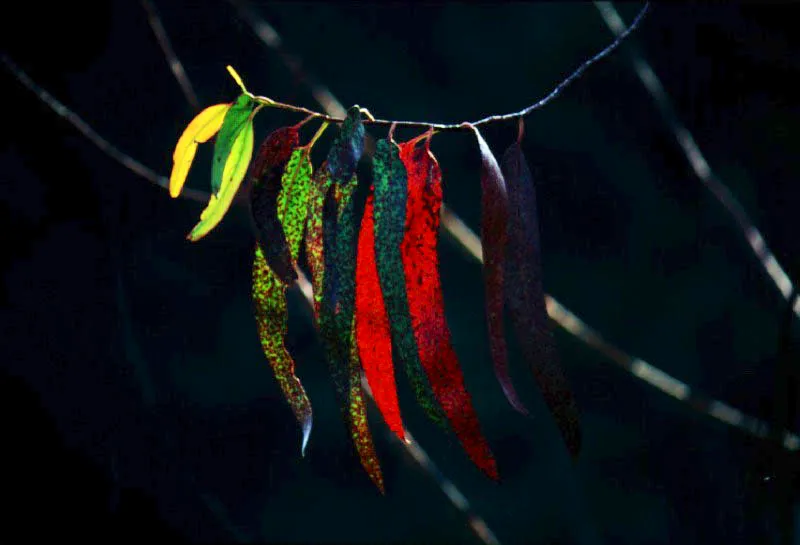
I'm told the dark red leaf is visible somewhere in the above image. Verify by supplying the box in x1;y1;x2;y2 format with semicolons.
248;126;300;284
502;138;581;458
470;125;529;415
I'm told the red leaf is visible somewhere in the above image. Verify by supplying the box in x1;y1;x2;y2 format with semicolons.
398;136;498;479
355;192;406;442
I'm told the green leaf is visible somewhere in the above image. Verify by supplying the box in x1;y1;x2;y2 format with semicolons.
187;119;254;241
211;93;256;195
252;245;313;456
372;138;446;427
277;148;313;261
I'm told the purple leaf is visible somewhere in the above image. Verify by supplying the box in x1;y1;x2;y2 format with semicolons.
501;137;581;458
469;125;529;416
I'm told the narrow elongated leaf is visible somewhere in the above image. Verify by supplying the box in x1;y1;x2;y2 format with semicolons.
330;179;360;338
331;176;386;492
372;138;445;426
277;148;313;260
307;106;364;321
398;138;498;479
249;127;299;284
470;126;529;415
252;245;313;455
305;166;331;321
327;105;364;182
347;314;385;493
170;103;230;198
502;141;581;458
355;192;406;441
188;120;254;241
309;142;385;490
319;175;360;421
211;94;257;195
313;108;365;399
321;106;365;353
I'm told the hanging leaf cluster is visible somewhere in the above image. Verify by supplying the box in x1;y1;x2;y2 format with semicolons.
168;67;580;492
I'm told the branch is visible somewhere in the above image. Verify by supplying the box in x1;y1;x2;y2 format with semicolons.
236;2;651;132
0;54;208;204
141;0;200;110
594;1;800;319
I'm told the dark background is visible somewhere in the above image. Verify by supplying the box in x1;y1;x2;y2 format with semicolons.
2;2;799;544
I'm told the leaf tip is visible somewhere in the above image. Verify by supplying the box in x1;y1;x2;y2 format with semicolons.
300;417;312;457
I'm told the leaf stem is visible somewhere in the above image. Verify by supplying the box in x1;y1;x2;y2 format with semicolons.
304;120;329;151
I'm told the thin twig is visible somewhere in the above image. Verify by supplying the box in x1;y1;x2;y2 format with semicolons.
226;0;348;118
594;1;800;319
235;2;651;131
0;54;208;204
141;0;200;109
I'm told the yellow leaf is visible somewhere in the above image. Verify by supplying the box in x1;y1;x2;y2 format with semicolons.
186;121;255;241
169;103;230;198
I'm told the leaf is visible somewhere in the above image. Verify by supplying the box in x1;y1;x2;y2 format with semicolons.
252;245;313;455
397;137;498;479
347;314;385;493
211;94;257;195
501;139;581;458
251;126;299;181
469;125;529;415
319;175;361;426
372;138;446;426
314;109;365;403
249;126;300;285
327;105;365;182
304;166;331;322
308;151;385;491
330;175;385;493
169;103;230;198
187;119;254;241
355;192;406;441
277;148;313;262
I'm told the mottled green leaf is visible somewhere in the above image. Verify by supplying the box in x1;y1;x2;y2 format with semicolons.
372;138;446;427
277;148;313;261
252;245;313;456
